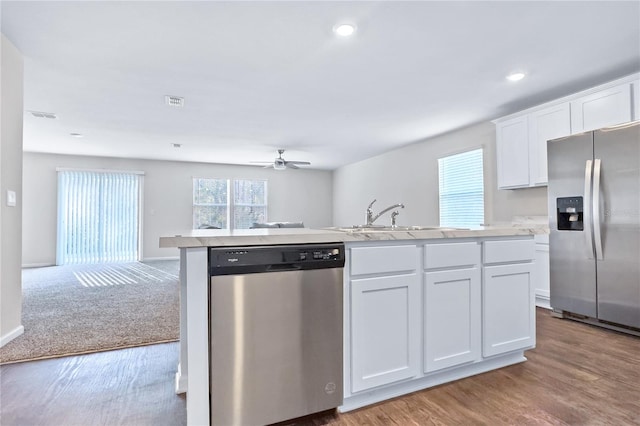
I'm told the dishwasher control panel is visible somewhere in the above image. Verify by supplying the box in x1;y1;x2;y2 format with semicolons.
209;243;345;276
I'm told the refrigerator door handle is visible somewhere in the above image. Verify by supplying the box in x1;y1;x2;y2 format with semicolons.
584;159;595;259
593;158;604;260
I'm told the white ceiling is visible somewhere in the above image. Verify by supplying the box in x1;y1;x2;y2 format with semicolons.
2;1;639;170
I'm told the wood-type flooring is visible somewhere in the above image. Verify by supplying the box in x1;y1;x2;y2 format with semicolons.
1;308;639;425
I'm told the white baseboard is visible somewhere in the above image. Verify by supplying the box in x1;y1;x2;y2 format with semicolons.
22;263;55;268
0;325;24;348
143;256;180;262
536;295;552;310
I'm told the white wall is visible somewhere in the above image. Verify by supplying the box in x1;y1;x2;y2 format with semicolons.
23;153;333;266
1;34;25;346
333;121;548;227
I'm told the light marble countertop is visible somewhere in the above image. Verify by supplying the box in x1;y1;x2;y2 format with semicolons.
160;225;549;248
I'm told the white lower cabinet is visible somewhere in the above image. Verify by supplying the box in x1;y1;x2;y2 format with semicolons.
424;267;481;372
343;237;535;411
534;234;550;309
482;263;536;357
423;241;481;373
350;273;420;392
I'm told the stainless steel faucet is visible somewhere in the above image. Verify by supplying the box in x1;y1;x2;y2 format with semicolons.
365;199;405;226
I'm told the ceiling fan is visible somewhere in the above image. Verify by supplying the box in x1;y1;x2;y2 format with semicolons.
251;149;311;170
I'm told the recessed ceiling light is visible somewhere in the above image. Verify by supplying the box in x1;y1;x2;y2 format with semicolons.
70;133;83;138
506;72;526;82
334;23;356;37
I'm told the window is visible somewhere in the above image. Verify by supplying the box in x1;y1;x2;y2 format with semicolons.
438;148;484;228
57;170;142;264
193;178;229;229
233;179;268;229
193;178;267;229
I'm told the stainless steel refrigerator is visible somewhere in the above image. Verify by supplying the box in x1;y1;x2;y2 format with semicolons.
547;121;640;332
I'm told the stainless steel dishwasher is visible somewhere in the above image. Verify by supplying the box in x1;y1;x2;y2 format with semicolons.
208;243;345;426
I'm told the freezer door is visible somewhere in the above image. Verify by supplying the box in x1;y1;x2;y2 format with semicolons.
548;132;597;317
594;122;640;328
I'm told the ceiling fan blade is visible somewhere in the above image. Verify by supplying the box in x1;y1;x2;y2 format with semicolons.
285;161;311;166
287;164;299;169
250;161;273;164
263;164;274;169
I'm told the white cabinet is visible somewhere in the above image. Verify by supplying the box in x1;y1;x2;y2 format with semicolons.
528;103;571;185
496;103;571;188
496;115;530;189
423;242;481;373
633;80;639;121
348;244;420;393
495;73;639;190
342;237;538;412
571;82;633;133
482;239;536;358
534;234;550;309
351;274;420;392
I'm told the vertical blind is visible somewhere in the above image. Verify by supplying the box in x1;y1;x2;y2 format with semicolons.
57;170;141;265
438;148;484;228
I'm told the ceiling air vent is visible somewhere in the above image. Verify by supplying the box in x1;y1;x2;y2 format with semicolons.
28;111;57;119
165;95;185;107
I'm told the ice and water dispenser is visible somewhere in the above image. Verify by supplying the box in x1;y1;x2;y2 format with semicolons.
556;197;583;231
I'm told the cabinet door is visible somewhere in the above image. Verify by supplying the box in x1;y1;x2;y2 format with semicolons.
534;243;550;308
351;273;420;393
570;83;632;133
496;115;530;189
482;263;535;357
528;103;571;186
424;268;480;373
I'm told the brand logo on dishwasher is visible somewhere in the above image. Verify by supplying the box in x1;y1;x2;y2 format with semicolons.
227;258;239;262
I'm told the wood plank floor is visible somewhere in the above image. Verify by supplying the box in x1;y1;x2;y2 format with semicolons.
1;308;639;426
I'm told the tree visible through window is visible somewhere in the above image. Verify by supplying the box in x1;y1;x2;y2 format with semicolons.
438;148;484;228
193;178;267;229
233;179;267;229
193;178;229;229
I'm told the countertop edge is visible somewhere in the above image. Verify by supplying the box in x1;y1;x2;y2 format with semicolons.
160;226;548;248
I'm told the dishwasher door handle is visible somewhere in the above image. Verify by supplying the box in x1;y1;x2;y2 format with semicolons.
266;263;303;272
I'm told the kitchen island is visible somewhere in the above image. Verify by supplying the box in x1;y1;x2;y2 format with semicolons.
160;225;546;426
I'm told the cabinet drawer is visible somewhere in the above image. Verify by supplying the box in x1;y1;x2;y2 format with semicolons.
484;239;534;264
424;242;480;270
350;245;418;276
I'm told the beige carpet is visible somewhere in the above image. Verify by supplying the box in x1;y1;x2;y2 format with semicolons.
0;261;179;364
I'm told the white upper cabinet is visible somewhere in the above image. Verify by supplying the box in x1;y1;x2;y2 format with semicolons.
570;82;633;133
494;73;638;190
528;103;571;186
496;115;529;189
495;103;570;189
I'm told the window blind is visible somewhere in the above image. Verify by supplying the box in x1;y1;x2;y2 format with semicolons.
438;148;484;228
57;170;141;264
